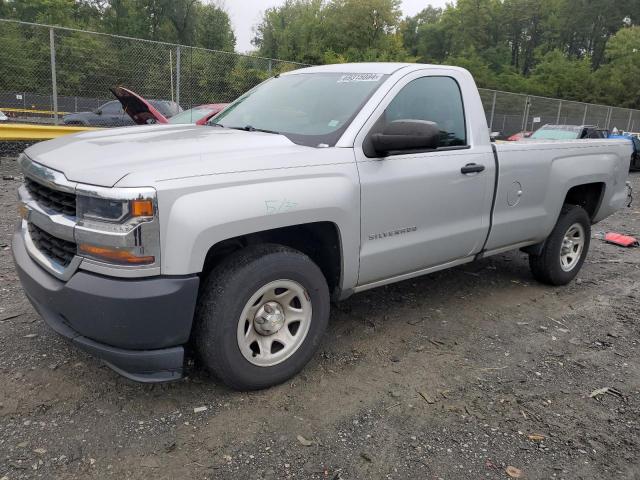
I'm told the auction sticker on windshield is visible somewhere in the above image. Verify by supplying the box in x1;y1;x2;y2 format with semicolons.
337;73;383;83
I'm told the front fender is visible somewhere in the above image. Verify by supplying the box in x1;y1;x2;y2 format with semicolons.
157;162;361;291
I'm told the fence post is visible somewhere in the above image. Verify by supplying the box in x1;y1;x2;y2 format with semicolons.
268;59;272;75
522;96;530;131
49;27;59;125
556;100;562;124
175;46;181;107
581;104;588;125
489;91;497;131
606;107;613;129
627;110;633;131
169;50;174;102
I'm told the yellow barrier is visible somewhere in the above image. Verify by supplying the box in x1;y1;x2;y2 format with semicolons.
1;107;71;115
0;123;99;140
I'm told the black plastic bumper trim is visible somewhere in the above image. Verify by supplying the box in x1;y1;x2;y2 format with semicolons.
13;228;199;383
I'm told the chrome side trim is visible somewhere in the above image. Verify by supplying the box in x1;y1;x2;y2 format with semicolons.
80;258;160;278
76;183;157;201
19;185;76;242
480;240;538;258
353;256;475;293
20;219;82;281
18;153;77;194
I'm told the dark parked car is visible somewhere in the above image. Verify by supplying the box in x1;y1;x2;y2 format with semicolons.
530;124;608;140
609;134;640;171
63;96;181;127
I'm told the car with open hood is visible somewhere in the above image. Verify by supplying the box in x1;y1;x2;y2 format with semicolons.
111;86;227;126
62;88;181;127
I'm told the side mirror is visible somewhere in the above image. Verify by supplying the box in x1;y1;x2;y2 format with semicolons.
94;109;102;115
371;120;439;156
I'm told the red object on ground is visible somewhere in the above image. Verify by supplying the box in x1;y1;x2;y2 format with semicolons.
604;232;639;247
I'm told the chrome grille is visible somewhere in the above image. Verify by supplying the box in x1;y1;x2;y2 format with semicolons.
28;223;77;267
25;177;76;216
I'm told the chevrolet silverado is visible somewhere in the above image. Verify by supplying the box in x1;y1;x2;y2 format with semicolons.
13;63;633;390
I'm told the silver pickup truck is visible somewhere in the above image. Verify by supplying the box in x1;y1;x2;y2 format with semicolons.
13;63;633;390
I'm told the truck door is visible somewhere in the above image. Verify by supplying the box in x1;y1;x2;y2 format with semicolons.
354;72;495;287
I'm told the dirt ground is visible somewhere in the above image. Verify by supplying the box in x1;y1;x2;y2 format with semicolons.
1;151;639;480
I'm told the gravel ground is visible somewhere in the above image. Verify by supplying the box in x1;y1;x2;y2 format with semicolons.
1;151;639;480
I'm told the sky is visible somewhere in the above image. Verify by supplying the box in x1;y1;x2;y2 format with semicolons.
221;0;450;53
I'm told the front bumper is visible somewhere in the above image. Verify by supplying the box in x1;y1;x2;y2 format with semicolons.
12;228;199;382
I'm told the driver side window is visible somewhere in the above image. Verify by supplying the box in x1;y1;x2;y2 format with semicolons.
385;76;467;147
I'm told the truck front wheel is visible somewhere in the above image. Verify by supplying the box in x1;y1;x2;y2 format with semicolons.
194;244;330;390
528;205;591;285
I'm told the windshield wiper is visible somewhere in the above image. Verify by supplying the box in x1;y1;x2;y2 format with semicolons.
229;125;281;135
207;121;225;128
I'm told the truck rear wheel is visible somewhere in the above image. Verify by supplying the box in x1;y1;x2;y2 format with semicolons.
194;244;330;390
528;205;591;285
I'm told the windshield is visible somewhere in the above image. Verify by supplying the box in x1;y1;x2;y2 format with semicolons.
169;107;213;124
151;100;181;117
531;126;581;140
211;72;388;147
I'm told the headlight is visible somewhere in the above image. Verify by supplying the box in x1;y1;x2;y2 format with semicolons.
74;186;159;268
77;195;129;223
77;196;154;224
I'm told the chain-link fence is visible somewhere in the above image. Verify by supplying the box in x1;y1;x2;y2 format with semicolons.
0;19;308;124
2;18;640;134
480;89;640;138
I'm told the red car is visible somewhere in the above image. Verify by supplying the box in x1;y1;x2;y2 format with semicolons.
166;104;228;125
111;86;227;125
506;131;532;141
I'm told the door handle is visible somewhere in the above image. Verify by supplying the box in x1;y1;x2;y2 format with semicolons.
461;163;485;174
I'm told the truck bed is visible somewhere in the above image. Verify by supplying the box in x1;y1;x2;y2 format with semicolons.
486;139;632;253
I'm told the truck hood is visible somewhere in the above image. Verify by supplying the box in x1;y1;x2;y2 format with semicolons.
24;124;316;187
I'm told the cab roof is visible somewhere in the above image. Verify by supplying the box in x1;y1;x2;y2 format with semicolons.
284;62;430;76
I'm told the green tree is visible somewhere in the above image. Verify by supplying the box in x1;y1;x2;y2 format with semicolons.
593;26;640;109
527;49;593;100
253;0;408;63
194;2;236;51
253;0;327;64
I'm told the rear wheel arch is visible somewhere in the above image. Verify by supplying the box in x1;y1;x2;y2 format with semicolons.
563;182;605;221
522;182;605;257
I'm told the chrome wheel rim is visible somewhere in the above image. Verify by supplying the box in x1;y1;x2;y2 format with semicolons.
560;223;585;272
237;279;312;367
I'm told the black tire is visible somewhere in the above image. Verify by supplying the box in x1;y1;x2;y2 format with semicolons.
529;205;591;285
194;244;330;390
